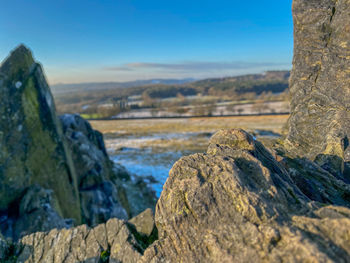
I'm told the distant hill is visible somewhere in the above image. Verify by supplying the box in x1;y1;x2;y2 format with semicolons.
53;71;290;115
141;71;290;99
51;78;196;94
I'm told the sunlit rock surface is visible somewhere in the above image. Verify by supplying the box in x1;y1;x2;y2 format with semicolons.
140;130;350;262
286;0;350;179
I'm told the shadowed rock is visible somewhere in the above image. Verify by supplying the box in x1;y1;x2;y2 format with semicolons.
60;114;129;225
0;46;157;242
60;113;157;224
0;45;81;224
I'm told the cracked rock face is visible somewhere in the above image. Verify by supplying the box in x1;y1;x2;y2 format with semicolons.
17;218;144;263
140;129;350;262
286;0;350;179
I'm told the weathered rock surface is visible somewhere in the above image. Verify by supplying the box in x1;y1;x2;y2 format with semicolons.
139;2;350;260
113;166;157;218
60;114;128;225
0;208;158;262
0;46;156;242
0;45;81;224
16;218;145;263
286;0;350;179
0;233;9;261
141;129;350;262
60;113;157;224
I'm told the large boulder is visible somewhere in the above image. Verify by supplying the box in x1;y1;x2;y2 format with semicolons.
286;0;350;179
141;129;350;262
0;45;81;224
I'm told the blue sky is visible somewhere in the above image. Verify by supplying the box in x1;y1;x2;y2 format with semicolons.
0;0;293;84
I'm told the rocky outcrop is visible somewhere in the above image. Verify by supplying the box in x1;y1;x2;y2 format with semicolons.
141;129;350;262
139;1;350;260
286;0;350;179
3;0;350;261
0;45;81;224
0;46;156;241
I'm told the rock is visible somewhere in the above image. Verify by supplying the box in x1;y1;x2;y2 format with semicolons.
15;217;147;263
60;114;128;224
140;129;350;262
1;185;72;241
129;208;155;237
60;114;112;189
128;208;158;247
280;155;350;207
286;0;350;179
60;113;157;224
0;234;8;261
80;181;128;225
0;45;156;242
112;168;157;218
0;45;81;224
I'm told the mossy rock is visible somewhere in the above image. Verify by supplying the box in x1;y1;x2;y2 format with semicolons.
0;45;81;223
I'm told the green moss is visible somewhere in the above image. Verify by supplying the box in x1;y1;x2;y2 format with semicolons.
1;45;35;82
100;249;110;263
81;113;103;119
21;76;81;223
287;188;300;204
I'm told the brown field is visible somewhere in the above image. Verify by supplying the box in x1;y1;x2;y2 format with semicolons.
90;115;289;136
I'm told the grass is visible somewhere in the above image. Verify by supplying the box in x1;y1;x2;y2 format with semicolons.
90;115;289;136
81;113;103;119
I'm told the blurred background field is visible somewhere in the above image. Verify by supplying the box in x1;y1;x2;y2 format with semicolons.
91;115;288;196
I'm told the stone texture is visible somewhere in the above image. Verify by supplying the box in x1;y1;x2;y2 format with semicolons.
60;114;128;225
286;0;350;179
140;129;350;262
0;45;81;224
15;218;145;263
